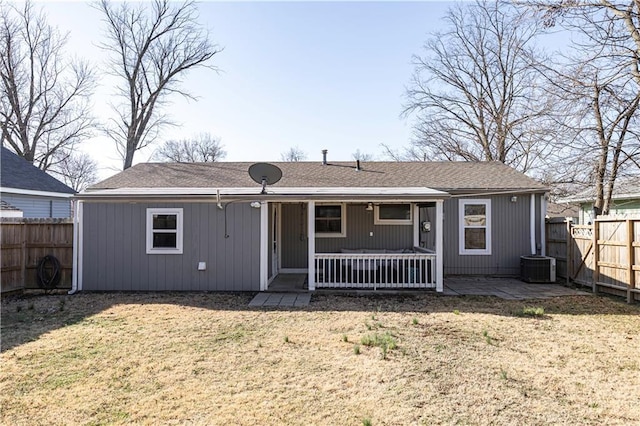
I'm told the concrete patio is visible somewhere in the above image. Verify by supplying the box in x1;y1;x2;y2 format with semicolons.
248;292;312;308
444;277;590;299
248;277;590;307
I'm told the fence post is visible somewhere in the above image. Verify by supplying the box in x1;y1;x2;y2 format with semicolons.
592;220;599;294
626;220;635;304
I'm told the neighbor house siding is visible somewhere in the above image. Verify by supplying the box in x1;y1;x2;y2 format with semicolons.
580;200;640;224
81;202;260;291
444;194;542;275
315;204;413;253
1;194;71;218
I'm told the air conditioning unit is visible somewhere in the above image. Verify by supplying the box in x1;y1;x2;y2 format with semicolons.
520;255;556;283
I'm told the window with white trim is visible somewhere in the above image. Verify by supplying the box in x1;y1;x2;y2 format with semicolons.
146;208;183;254
374;203;412;225
459;199;491;255
315;204;346;238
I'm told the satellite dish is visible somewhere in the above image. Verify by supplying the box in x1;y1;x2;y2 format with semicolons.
248;163;282;194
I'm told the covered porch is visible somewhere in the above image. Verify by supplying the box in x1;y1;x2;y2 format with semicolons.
258;187;448;292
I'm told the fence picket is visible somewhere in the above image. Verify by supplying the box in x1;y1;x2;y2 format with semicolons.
545;218;639;303
1;219;73;293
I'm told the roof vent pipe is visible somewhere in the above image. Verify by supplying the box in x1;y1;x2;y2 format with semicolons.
356;159;361;171
322;149;328;165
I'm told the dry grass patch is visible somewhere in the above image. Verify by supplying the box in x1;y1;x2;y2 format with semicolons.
1;292;639;425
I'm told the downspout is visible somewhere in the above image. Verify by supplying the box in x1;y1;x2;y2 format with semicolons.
69;200;82;294
530;194;536;255
541;193;547;256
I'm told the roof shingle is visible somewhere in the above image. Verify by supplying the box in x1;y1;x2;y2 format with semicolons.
1;147;75;194
89;161;546;193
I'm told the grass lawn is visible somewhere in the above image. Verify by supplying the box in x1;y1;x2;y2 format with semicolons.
1;292;639;425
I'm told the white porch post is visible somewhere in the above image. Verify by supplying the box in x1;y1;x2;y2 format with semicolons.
435;199;444;292
260;201;269;291
308;201;316;290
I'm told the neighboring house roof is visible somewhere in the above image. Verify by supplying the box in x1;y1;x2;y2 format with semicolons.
559;177;640;204
1;147;75;195
88;161;547;195
546;202;579;218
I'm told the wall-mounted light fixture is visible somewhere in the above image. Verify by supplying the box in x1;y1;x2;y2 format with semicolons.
250;201;261;209
510;196;518;203
366;202;374;211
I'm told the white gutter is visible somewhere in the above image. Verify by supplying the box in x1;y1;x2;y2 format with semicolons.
0;186;75;198
77;186;450;199
530;194;536;255
450;189;547;197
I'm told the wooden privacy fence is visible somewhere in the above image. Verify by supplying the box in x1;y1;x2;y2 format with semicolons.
1;219;73;294
546;218;640;303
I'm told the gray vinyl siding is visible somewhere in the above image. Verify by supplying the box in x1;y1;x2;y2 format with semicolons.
444;194;544;275
2;194;71;218
280;203;308;268
82;202;260;291
418;205;437;250
316;204;413;253
279;203;415;268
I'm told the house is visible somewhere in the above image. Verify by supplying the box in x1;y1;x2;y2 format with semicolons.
0;200;23;218
559;177;640;224
1;147;75;218
71;159;548;293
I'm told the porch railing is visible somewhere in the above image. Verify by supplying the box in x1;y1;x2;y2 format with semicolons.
314;253;436;289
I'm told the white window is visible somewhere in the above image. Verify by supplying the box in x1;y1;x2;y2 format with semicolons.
146;208;183;254
374;203;412;225
459;199;491;255
315;203;346;238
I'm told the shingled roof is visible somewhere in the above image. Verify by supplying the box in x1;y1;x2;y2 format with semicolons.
560;177;640;203
1;147;75;194
89;161;546;194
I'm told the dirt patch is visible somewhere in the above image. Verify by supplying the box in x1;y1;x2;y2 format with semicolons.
1;292;638;425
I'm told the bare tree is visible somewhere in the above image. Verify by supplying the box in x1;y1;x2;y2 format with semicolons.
351;149;374;161
95;0;221;170
0;1;94;171
530;1;640;87
404;0;556;174
380;143;429;161
153;133;226;162
525;0;640;214
280;146;307;162
49;151;98;192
